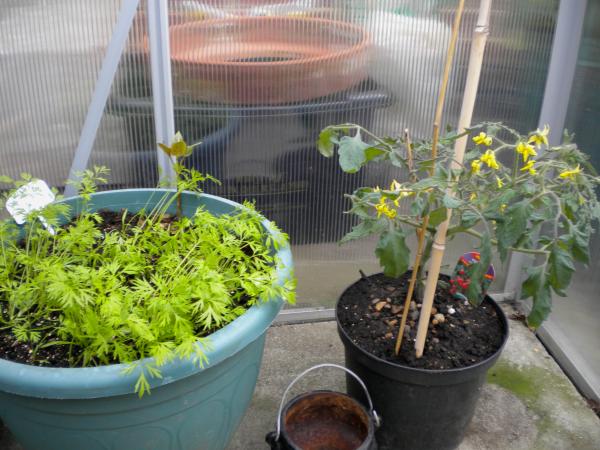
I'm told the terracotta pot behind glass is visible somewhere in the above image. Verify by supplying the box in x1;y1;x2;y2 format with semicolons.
168;16;371;105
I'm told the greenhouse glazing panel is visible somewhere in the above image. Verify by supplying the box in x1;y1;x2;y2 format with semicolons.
0;1;559;308
546;0;600;398
157;0;558;307
0;0;157;191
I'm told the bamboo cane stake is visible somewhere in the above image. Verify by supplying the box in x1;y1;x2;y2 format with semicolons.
404;129;414;176
415;0;493;358
394;129;420;355
393;0;465;355
394;216;428;353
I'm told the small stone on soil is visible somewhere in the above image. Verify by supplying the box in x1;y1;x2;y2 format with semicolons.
434;313;445;323
391;305;403;315
410;301;417;310
374;301;387;311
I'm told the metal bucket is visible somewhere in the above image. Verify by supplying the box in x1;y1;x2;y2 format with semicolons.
266;364;381;450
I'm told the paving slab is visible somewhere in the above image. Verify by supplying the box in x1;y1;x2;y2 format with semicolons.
1;306;598;450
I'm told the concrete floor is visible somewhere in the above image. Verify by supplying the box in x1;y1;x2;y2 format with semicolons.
1;304;599;449
228;306;600;450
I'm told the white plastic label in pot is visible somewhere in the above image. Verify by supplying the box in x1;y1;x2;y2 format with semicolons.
6;179;56;234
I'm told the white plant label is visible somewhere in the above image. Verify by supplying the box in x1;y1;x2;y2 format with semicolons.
6;180;56;234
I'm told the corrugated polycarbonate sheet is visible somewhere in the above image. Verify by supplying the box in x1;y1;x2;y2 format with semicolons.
164;0;558;306
0;0;157;190
0;0;559;307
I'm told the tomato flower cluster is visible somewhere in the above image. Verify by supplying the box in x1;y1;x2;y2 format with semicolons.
318;121;600;328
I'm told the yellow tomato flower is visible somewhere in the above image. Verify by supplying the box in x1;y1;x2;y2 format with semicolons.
473;132;492;146
375;199;386;217
528;125;549;147
393;190;414;207
516;142;537;162
500;204;507;212
469;192;477;201
480;150;500;170
558;165;582;179
496;176;504;188
520;160;537;175
373;186;381;192
471;159;482;174
375;198;396;219
389;179;402;191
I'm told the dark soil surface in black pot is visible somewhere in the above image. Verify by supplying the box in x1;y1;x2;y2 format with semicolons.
337;272;504;370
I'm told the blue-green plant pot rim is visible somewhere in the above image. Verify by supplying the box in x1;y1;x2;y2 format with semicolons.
0;189;289;400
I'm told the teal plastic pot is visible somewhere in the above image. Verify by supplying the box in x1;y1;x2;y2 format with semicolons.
0;189;292;450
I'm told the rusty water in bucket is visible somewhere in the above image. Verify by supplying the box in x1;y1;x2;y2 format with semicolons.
266;364;380;450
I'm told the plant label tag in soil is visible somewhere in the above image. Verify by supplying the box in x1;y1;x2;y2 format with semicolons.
6;180;56;234
450;251;494;302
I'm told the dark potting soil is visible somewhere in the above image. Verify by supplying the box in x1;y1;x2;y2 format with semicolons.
0;306;86;368
0;209;242;369
337;272;505;370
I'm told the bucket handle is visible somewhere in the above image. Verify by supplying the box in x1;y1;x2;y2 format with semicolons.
274;363;381;442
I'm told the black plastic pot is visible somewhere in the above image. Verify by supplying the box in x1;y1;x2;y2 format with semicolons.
336;280;509;450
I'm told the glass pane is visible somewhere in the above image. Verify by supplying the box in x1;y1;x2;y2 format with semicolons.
164;0;558;307
549;0;600;394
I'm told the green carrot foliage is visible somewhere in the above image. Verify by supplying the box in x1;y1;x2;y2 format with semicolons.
0;137;295;396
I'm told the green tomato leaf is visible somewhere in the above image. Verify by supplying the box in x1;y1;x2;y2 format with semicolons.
340;219;386;244
411;176;447;191
568;228;590;265
317;128;336;157
547;243;575;296
365;146;386;162
389;151;406;168
338;134;369;173
375;229;410;278
443;193;462;209
428;207;448;227
496;200;530;261
521;265;552;329
410;194;427;216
